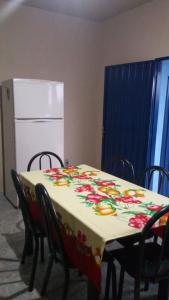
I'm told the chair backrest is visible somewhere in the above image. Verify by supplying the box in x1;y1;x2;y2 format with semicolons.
110;157;135;183
27;151;64;171
139;165;169;195
139;205;169;280
11;169;37;234
35;183;66;264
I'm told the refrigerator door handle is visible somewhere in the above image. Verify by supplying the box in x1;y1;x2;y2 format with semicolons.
15;118;63;123
32;120;49;123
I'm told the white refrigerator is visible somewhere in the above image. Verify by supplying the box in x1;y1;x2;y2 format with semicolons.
1;78;64;207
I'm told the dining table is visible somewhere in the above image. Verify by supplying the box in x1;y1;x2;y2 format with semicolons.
20;164;169;300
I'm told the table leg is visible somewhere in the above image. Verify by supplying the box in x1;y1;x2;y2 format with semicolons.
25;228;33;255
87;280;99;300
158;279;169;300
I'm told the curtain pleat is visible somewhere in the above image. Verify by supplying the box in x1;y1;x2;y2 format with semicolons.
160;78;169;195
102;61;157;181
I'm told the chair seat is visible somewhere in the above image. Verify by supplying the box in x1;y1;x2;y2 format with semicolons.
113;242;169;281
103;232;141;262
118;232;141;246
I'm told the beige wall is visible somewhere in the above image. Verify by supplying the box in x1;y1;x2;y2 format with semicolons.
102;0;169;66
0;1;102;191
95;0;169;166
1;0;169;192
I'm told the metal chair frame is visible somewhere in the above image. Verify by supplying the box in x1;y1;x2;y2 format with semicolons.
104;165;169;298
139;165;169;194
27;151;64;171
35;183;72;299
111;157;135;183
111;205;169;300
104;157;136;299
11;169;45;291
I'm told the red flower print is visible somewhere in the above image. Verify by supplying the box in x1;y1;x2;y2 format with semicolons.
128;199;142;204
114;196;130;202
86;193;109;204
147;205;163;212
51;174;65;179
75;184;94;192
73;175;92;180
128;217;144;228
128;214;150;229
114;196;142;204
135;214;150;221
44;168;60;173
95;180;115;187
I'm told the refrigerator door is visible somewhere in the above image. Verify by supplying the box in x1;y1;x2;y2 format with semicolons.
13;79;64;119
15;119;64;172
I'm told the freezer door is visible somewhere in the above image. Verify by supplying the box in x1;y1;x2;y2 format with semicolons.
13;79;64;119
15;119;64;172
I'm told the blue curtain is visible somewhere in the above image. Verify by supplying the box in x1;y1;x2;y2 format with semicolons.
160;77;169;195
102;61;158;181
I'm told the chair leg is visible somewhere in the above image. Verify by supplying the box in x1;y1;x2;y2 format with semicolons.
40;236;44;262
117;267;125;300
22;229;33;264
41;255;54;296
153;235;158;244
104;261;112;300
29;237;39;291
21;243;28;264
158;278;169;300
62;267;70;300
111;262;117;300
144;281;149;291
134;279;140;300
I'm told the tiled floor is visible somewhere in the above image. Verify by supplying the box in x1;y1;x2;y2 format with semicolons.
0;195;159;300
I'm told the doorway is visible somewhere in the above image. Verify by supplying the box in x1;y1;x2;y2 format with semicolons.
153;59;169;192
102;58;169;193
102;60;156;181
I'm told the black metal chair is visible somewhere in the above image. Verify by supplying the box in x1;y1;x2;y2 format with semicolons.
110;157;135;183
27;151;64;171
103;157;137;299
104;234;141;300
35;183;77;298
138;165;169;291
109;205;169;300
139;165;169;195
27;151;64;269
11;169;46;291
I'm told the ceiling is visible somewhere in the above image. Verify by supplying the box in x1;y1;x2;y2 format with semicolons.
21;0;153;22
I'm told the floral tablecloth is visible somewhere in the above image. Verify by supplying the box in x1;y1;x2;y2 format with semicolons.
20;164;169;291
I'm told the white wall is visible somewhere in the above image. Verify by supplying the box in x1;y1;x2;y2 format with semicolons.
95;0;169;166
0;1;102;191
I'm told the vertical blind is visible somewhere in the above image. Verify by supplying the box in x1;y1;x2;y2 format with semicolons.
102;61;157;181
